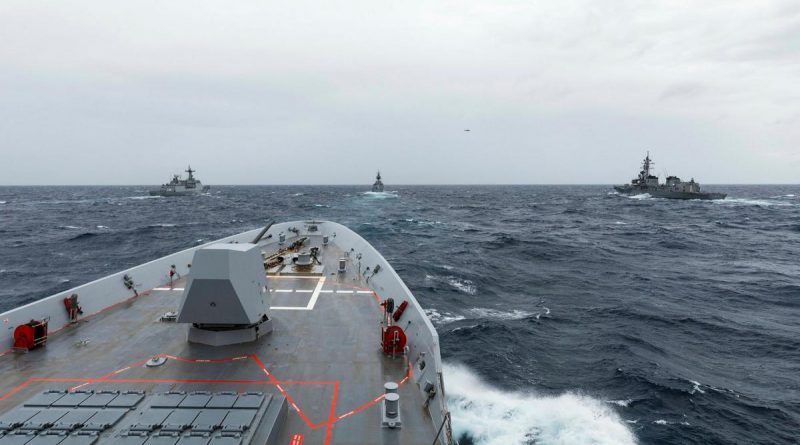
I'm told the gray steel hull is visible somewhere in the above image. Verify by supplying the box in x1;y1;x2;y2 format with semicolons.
149;186;210;196
614;186;726;200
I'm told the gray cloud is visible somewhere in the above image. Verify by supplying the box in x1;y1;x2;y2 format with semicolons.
0;0;797;184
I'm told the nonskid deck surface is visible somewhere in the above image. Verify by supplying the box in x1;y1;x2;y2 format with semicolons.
0;239;436;444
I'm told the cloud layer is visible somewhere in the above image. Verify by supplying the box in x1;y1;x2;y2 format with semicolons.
0;0;797;184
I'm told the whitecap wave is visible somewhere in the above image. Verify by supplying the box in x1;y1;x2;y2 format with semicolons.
627;193;652;200
58;225;82;230
445;363;636;445
606;399;633;407
424;274;478;295
715;198;790;207
469;307;533;320
126;195;162;200
424;308;466;325
0;200;6;204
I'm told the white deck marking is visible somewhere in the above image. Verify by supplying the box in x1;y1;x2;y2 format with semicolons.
336;290;354;294
319;290;334;293
275;289;293;293
268;275;322;279
271;277;326;311
356;290;374;294
295;289;313;293
153;287;184;291
305;277;325;309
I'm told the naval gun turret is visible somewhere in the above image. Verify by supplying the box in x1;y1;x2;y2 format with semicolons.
177;243;272;346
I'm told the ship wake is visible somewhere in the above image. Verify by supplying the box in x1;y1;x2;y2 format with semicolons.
445;363;636;445
362;191;399;198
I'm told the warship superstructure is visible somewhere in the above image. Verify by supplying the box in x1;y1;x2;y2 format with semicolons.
371;172;384;193
150;166;211;196
0;221;453;444
614;153;726;200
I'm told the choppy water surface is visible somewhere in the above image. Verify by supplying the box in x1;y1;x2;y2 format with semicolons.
1;185;798;444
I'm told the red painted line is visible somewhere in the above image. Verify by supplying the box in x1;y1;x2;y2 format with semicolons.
0;379;32;402
331;362;414;425
290;434;304;445
324;381;339;445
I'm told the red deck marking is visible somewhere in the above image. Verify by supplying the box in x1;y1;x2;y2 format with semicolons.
323;381;339;445
289;434;304;445
0;379;32;402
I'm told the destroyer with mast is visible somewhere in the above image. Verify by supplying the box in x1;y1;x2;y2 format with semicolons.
614;153;726;200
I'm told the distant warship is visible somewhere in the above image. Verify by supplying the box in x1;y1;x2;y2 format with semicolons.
150;166;210;196
614;153;726;200
372;171;384;192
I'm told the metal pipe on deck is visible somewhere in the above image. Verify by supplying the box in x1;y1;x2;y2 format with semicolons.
251;221;275;244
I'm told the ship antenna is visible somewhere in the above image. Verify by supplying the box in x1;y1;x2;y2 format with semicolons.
186;165;195;180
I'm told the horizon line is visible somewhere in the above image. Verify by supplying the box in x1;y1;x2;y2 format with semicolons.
0;183;798;187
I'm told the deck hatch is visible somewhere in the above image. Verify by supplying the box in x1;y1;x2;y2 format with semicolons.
150;393;186;409
23;392;67;408
207;435;240;445
51;410;98;430
0;431;36;444
161;410;200;432
142;433;179;445
79;392;119;408
81;409;126;431
189;411;227;433
59;433;99;445
204;394;237;410
128;410;171;432
175;436;210;445
115;434;147;445
178;393;211;409
219;411;256;433
0;409;40;430
231;394;264;410
51;393;92;409
26;431;67;445
106;392;144;409
21;409;69;431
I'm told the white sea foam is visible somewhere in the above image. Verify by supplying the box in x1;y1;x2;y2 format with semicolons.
59;225;81;230
0;201;6;204
715;198;790;207
425;274;478;295
149;223;177;228
362;191;399;198
445;363;637;445
606;399;633;407
469;308;533;320
654;419;668;425
689;380;705;394
627;193;652;200
126;195;162;200
424;308;466;325
96;225;109;229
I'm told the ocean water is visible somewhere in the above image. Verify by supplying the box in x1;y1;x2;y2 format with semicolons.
1;185;799;444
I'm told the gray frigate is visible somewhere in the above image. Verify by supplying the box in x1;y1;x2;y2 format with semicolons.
0;221;453;444
150;166;211;196
614;153;726;200
371;172;384;193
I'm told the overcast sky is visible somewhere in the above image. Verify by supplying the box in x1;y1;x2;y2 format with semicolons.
0;0;798;185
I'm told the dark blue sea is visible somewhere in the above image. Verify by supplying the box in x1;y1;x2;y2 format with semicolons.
1;185;798;444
